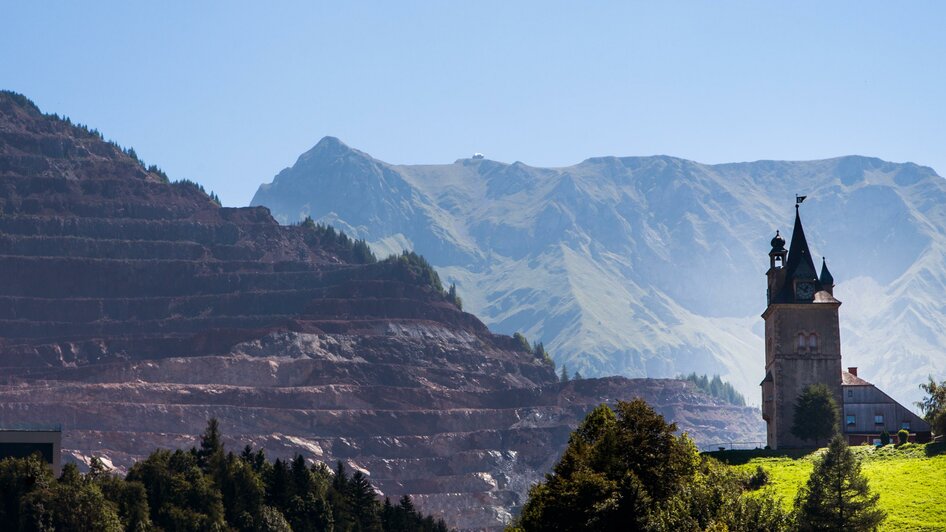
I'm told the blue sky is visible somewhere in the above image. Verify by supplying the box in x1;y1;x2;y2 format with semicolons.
3;2;944;206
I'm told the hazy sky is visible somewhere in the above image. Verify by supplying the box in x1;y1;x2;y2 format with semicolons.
3;2;944;206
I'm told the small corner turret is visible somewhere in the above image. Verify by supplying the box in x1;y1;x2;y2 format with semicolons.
767;230;787;305
819;257;835;296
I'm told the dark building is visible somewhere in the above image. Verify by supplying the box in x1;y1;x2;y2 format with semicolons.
761;206;928;448
0;425;62;475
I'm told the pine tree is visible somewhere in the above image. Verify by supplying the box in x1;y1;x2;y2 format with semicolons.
559;364;570;383
267;458;292;510
348;470;382;531
197;418;224;474
795;434;886;531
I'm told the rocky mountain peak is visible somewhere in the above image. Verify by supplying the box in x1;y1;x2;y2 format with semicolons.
298;135;362;163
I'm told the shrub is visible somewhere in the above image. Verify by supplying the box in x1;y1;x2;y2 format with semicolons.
513;333;532;354
880;431;890;446
745;465;770;490
897;429;909;445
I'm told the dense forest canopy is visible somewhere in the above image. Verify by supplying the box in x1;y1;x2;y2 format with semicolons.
0;420;448;531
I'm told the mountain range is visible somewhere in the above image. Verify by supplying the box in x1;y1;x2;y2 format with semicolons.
0;91;764;530
252;138;946;408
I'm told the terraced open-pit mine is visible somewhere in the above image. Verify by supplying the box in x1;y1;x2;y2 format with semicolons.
0;91;762;530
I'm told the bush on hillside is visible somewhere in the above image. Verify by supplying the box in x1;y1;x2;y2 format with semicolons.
745;465;770;490
897;429;909;445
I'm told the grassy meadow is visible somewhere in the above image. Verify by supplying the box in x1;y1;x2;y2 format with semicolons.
709;443;946;531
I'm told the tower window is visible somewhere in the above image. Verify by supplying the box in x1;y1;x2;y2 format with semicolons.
847;389;853;399
808;334;818;350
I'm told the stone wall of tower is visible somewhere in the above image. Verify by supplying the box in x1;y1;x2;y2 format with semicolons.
763;304;843;449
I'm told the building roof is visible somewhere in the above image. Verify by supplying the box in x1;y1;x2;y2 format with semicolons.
842;370;871;386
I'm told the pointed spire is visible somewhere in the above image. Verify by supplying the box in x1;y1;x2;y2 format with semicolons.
769;205;826;303
820;257;834;287
784;206;818;281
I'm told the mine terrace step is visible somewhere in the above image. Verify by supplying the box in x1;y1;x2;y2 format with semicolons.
0;257;361;297
0;215;243;244
0;382;575;411
0;399;592;437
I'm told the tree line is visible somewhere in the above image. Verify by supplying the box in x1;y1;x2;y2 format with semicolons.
677;373;746;406
0;419;448;531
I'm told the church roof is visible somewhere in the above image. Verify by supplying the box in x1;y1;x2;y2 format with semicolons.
771;206;835;304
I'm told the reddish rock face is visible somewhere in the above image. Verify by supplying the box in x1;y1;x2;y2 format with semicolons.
0;92;762;530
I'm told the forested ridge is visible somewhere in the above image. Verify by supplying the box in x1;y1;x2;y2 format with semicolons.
0;420;448;531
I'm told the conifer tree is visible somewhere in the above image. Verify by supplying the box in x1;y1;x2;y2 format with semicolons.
795;434;885;531
791;383;839;447
197;417;224;473
559;364;570;383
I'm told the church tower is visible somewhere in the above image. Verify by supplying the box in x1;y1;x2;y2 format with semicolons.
761;205;842;449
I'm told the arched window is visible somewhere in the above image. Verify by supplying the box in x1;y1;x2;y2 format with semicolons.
797;333;806;349
808;334;818;350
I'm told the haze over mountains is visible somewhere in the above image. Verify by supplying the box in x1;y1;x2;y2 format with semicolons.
253;137;946;408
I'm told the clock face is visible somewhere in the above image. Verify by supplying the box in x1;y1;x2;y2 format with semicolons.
796;282;816;300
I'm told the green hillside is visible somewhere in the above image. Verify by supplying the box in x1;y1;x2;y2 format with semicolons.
711;443;946;531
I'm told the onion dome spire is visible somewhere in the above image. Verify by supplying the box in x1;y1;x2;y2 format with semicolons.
770;230;786;253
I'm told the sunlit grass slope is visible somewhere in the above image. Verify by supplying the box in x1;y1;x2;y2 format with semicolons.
710;443;946;531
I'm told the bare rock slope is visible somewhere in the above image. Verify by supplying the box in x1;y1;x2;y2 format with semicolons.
0;92;761;530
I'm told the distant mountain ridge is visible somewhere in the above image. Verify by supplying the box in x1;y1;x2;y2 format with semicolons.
253;137;946;407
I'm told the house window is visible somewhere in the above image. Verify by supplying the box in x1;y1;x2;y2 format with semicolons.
874;415;884;425
847;389;853;399
901;421;911;430
846;415;856;425
808;334;818;350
